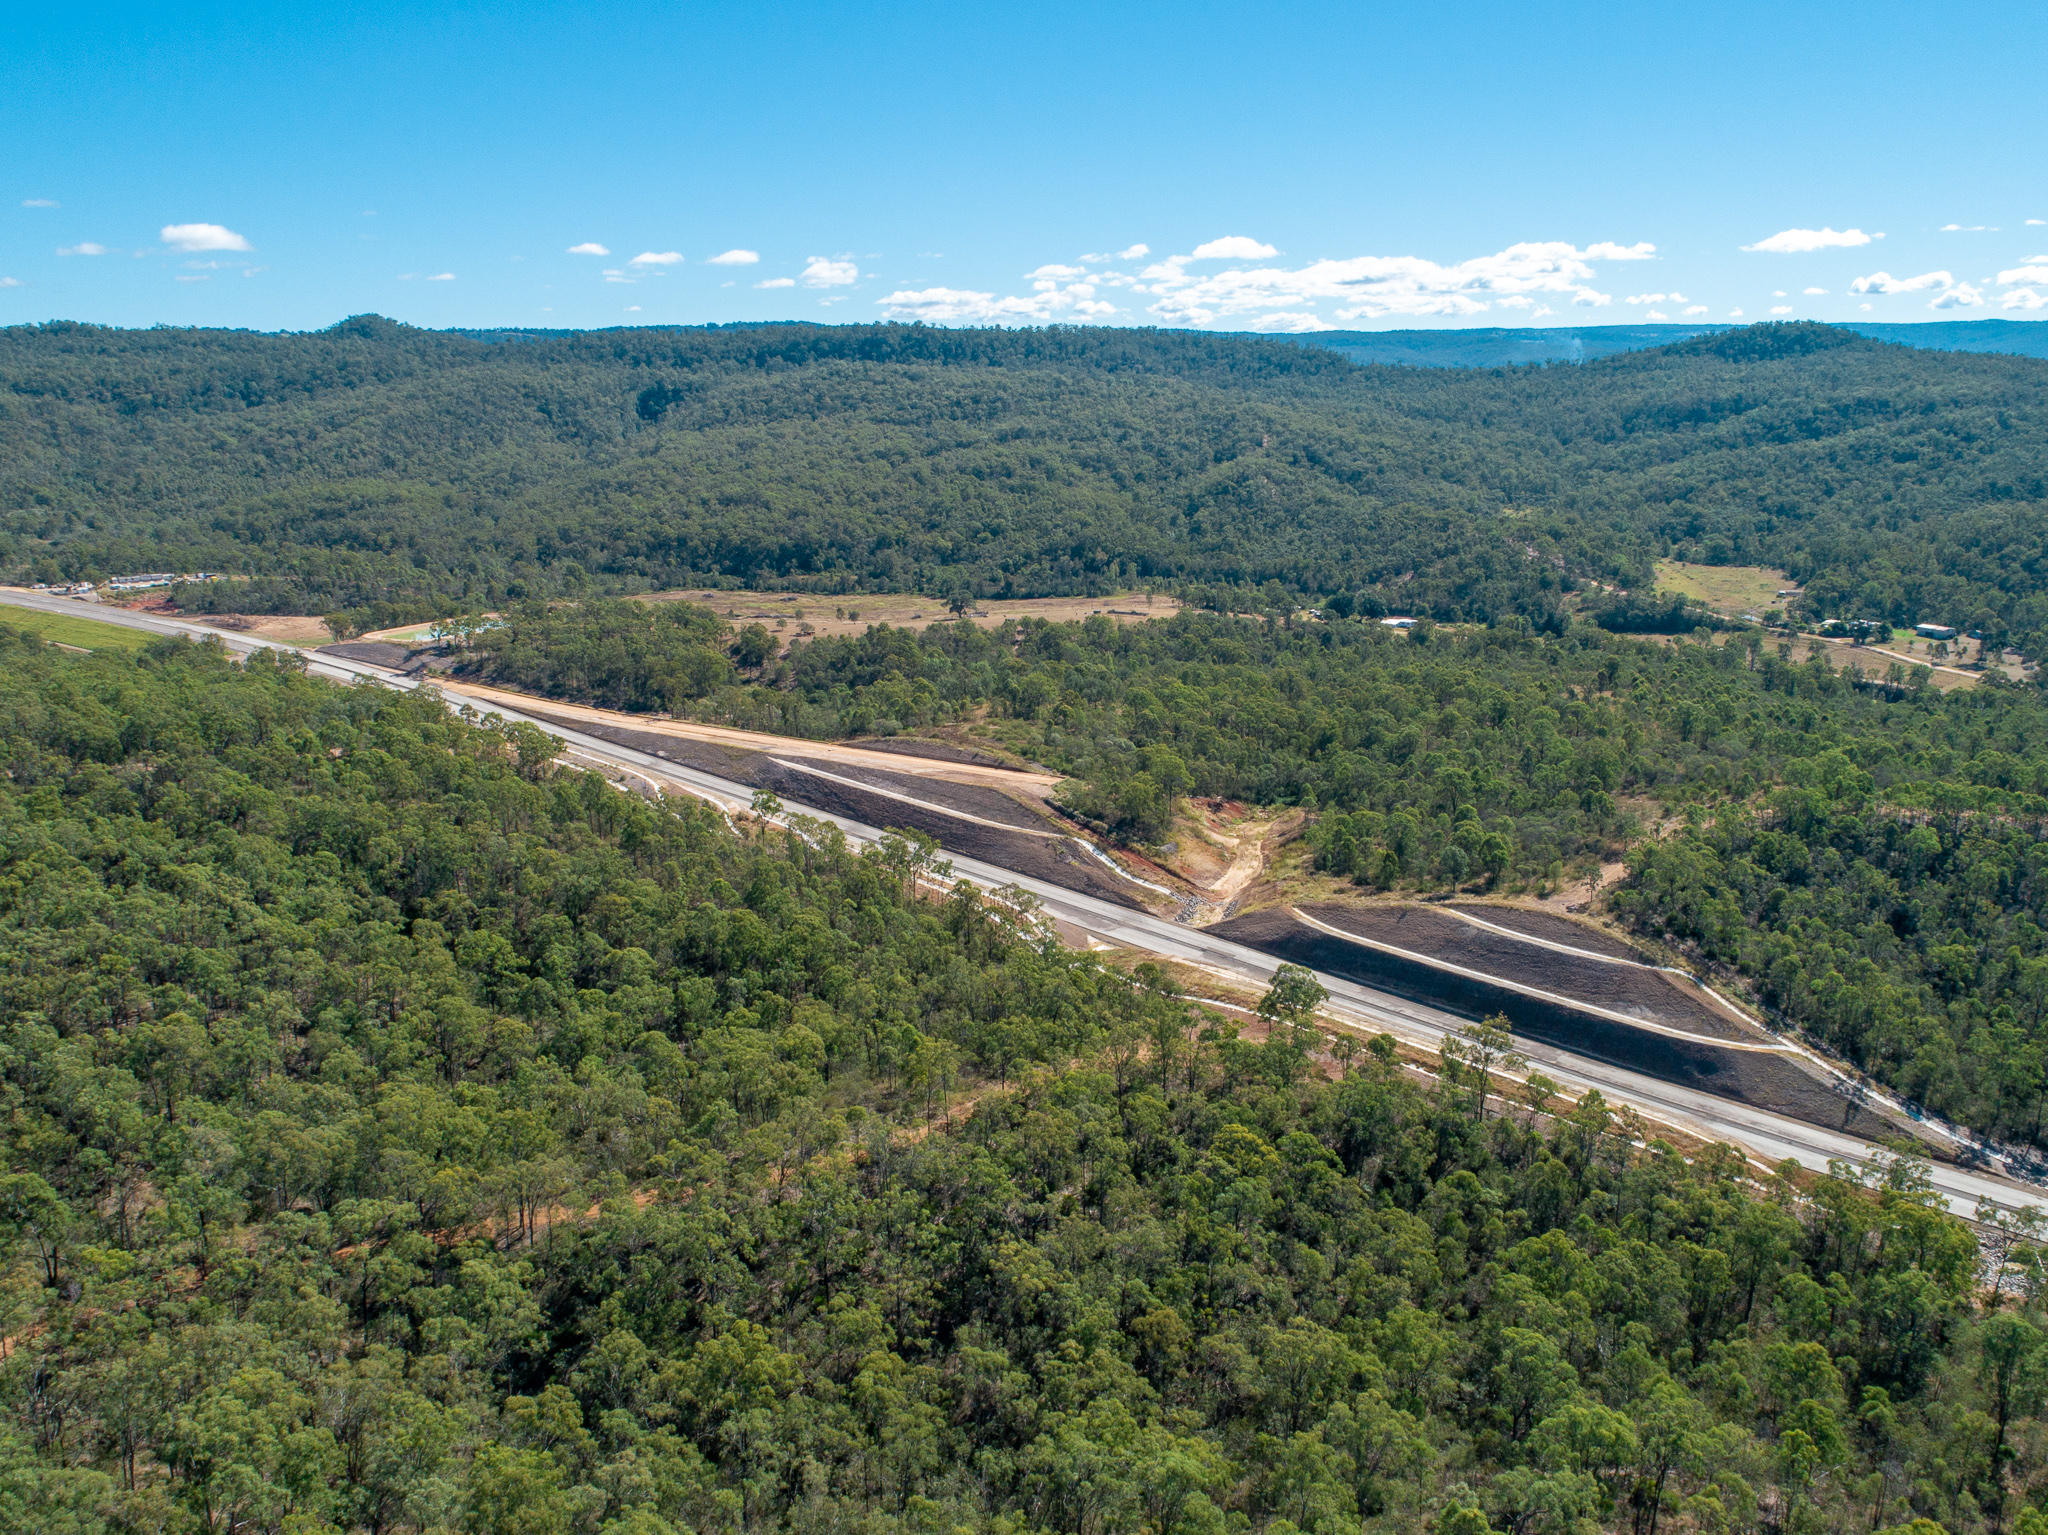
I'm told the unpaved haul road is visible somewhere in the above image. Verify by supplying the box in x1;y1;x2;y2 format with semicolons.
6;590;2040;1219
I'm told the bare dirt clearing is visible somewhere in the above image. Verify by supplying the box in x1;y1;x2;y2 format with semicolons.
636;588;1181;647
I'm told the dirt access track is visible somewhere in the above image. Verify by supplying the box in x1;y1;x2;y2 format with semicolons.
1214;900;1920;1147
411;678;1156;911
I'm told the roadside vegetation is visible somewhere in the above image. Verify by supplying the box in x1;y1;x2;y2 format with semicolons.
6;630;2048;1534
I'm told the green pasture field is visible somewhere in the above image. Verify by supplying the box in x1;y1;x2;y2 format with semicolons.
0;599;155;651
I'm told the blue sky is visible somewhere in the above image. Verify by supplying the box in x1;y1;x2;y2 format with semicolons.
5;0;2044;334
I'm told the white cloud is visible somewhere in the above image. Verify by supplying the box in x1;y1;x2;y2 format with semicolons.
1930;283;1984;309
1683;305;1708;316
1940;223;1996;232
756;276;796;289
2003;289;2047;311
1134;239;1653;324
629;251;683;266
0;276;20;287
1190;236;1278;261
426;272;455;281
2030;219;2047;226
1803;287;1827;295
625;305;641;312
1742;226;1875;254
1861;303;1873;311
161;222;251;252
1773;290;1787;297
707;249;759;265
175;274;211;283
1116;243;1150;260
1996;264;2048;285
1729;308;1744;317
1849;269;1953;294
57;242;107;256
875;284;1114;324
1770;305;1793;314
1625;292;1671;304
602;269;634;284
567;242;610;255
1027;263;1087;281
1645;310;1668;321
1245;312;1330;332
21;199;56;208
801;256;858;287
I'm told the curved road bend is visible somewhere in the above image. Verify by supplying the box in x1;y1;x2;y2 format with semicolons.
7;591;2041;1220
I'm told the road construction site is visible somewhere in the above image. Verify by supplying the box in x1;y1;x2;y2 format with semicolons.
0;586;2034;1220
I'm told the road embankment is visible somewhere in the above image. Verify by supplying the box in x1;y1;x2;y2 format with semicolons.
1214;904;1919;1146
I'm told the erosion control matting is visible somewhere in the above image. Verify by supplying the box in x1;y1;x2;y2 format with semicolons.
1213;907;1917;1146
512;706;1145;910
849;736;1027;771
319;640;424;670
1307;904;1757;1042
1448;904;1645;961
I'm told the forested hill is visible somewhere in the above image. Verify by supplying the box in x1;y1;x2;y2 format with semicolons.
1275;318;2048;369
4;316;2048;647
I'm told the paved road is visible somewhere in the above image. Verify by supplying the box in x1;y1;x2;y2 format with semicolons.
8;590;2041;1219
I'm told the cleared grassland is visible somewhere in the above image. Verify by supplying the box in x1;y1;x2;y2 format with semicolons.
0;600;155;651
1652;560;1795;614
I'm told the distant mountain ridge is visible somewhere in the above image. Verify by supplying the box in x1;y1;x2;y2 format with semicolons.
1264;318;2048;368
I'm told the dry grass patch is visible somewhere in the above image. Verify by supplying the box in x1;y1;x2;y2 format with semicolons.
637;588;1180;643
1653;561;1796;616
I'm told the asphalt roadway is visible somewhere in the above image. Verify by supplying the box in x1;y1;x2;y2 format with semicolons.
8;589;2041;1220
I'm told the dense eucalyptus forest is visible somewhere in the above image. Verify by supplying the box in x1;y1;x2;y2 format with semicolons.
3;318;2046;652
3;629;2047;1535
8;316;2048;1534
465;599;2048;1150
